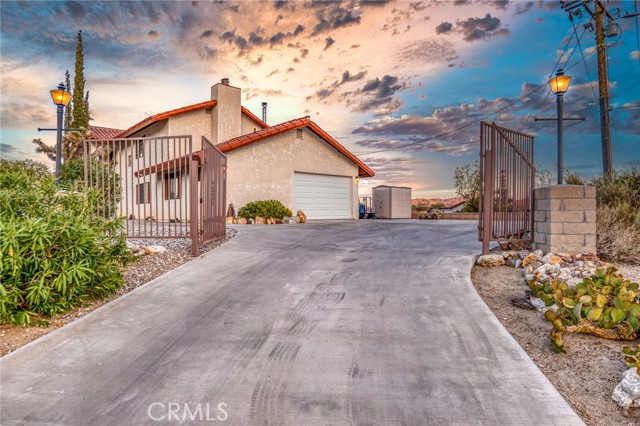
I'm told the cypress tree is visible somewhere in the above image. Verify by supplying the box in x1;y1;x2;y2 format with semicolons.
71;30;88;129
64;69;72;131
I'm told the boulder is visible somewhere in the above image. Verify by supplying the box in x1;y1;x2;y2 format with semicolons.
296;210;307;224
522;253;539;267
142;245;167;254
237;218;247;225
282;216;296;224
225;216;236;224
247;218;254;224
542;253;563;264
612;368;640;410
275;218;283;224
476;254;505;267
126;242;141;253
255;216;265;225
226;203;235;218
505;258;517;268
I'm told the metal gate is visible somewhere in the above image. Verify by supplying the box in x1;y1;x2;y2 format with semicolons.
478;122;535;254
83;135;226;256
200;137;227;244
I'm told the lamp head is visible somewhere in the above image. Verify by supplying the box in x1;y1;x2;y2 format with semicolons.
50;82;72;107
548;68;572;95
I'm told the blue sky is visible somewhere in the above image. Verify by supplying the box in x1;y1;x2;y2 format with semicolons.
1;0;638;198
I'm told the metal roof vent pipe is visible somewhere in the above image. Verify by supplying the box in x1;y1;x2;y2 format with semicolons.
221;78;230;85
262;102;267;124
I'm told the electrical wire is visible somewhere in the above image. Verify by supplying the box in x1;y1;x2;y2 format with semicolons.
570;16;598;102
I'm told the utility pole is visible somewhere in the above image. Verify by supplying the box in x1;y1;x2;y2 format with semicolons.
561;0;614;180
594;1;613;180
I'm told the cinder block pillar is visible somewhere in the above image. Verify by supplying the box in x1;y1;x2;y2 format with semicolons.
533;185;596;255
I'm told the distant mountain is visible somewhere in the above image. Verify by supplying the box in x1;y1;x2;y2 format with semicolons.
411;197;466;208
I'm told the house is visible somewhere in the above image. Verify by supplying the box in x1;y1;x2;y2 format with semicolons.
442;200;467;213
86;78;374;221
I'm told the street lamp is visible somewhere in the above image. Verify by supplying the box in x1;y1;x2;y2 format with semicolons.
548;69;572;184
49;82;71;182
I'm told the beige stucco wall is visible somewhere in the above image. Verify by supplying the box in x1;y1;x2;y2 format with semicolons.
226;127;360;219
211;83;242;144
241;113;263;136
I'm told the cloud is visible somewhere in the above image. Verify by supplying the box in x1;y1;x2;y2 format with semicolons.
148;30;160;38
201;29;214;38
398;39;457;63
456;13;509;42
348;75;406;114
324;36;335;50
311;6;362;36
0;143;19;153
435;22;453;34
515;2;534;16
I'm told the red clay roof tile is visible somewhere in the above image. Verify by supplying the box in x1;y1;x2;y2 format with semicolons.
87;125;124;140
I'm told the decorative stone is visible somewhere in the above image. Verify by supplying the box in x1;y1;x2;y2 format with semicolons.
542;253;563;264
225;217;236;224
524;274;535;282
566;278;583;288
530;297;547;311
524;265;534;274
282;216;296;224
501;251;519;259
237;218;247;225
247;218;254;224
515;259;523;269
612;368;640;410
142;245;167;254
505;258;517;268
518;250;530;260
254;216;265;225
476;254;505;267
226;203;235;218
296;210;307;224
522;253;539;267
529;261;544;270
126;242;141;253
275;219;283;224
531;249;543;259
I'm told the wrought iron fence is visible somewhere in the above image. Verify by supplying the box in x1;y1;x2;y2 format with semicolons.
478;121;535;254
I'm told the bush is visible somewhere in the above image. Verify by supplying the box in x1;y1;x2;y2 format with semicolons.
0;160;131;325
60;158;121;218
565;168;640;264
238;200;292;219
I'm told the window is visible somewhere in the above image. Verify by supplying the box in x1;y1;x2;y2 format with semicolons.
135;140;144;158
136;182;151;204
164;172;181;200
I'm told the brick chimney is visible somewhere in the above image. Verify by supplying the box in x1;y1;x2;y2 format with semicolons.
211;78;241;144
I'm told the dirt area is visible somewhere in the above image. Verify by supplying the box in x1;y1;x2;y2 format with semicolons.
0;229;236;357
471;263;640;426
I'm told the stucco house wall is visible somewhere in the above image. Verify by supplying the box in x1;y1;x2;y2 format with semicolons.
226;127;359;218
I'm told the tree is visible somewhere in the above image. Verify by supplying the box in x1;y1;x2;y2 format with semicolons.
71;29;89;129
453;160;480;212
32;30;89;163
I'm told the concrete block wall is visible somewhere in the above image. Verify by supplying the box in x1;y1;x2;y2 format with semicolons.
533;185;596;255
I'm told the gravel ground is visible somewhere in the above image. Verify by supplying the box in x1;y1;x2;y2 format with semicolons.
0;228;237;357
471;261;640;426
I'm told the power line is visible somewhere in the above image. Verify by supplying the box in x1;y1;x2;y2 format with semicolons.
570;16;598;102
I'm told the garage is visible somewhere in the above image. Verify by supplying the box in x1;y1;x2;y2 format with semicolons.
294;172;352;219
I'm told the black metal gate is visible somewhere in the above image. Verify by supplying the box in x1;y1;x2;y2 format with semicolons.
200;136;227;244
478;122;535;254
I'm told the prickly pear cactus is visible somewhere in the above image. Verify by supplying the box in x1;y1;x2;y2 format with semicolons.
528;267;640;353
623;344;640;375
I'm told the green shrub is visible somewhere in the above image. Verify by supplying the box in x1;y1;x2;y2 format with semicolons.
238;200;292;219
529;267;640;353
60;158;121;218
0;160;131;325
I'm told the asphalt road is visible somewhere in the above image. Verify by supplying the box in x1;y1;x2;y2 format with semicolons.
0;220;583;425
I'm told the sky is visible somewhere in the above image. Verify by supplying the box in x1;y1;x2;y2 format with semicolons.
1;0;639;198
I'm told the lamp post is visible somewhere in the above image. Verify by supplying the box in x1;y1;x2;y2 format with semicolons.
548;69;572;184
49;82;72;182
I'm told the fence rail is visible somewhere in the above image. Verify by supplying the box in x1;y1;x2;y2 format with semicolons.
478;121;535;253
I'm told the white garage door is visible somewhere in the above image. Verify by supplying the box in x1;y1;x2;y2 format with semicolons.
294;173;351;219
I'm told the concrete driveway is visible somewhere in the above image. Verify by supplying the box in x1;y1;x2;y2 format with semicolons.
0;220;583;425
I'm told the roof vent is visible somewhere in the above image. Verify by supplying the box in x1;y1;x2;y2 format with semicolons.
221;78;230;85
262;102;267;123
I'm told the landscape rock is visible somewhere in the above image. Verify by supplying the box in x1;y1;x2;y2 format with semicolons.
282;216;296;224
247;218;254;224
142;245;167;254
296;210;307;224
254;216;265;225
476;254;505;267
505;258;517;268
612;368;640;410
126;242;141;253
225;216;236;224
236;218;247;225
522;253;539;267
226;203;235;218
542;253;563;264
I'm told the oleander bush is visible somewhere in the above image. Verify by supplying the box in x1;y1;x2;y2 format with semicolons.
238;200;292;220
0;160;131;325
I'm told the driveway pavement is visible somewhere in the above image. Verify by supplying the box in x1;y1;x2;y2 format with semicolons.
0;220;583;425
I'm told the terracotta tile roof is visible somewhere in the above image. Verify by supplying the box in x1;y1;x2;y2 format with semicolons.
134;151;203;177
216;116;375;178
86;125;124;140
116;101;268;139
117;100;218;138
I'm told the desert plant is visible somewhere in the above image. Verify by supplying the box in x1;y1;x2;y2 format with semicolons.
623;344;640;375
0;160;131;325
454;160;480;212
238;200;292;220
529;267;640;353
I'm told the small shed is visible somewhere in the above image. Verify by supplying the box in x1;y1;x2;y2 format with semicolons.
372;185;412;219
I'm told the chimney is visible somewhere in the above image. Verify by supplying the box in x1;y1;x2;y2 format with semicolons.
261;102;267;124
210;78;242;143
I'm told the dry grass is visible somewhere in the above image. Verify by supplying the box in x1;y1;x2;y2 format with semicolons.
597;205;640;264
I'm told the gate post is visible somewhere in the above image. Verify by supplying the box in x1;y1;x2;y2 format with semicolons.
190;157;199;257
481;128;495;254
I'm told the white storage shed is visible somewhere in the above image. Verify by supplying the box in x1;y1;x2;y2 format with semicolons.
372;186;412;219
